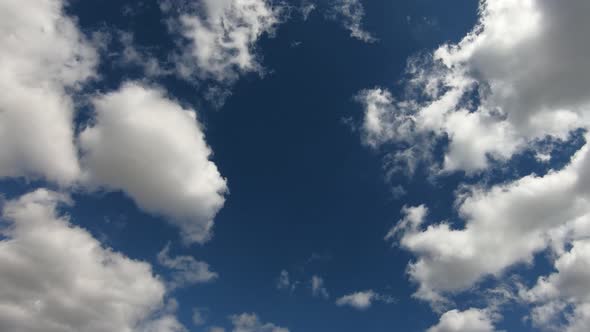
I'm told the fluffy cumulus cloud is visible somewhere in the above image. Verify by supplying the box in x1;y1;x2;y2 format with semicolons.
329;0;376;43
359;0;590;175
157;244;218;290
0;0;97;185
79;82;228;244
166;0;284;83
389;135;590;304
427;308;499;332
0;189;184;332
229;313;289;332
335;290;394;310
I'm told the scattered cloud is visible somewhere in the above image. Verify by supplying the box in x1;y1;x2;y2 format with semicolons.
276;270;293;291
0;189;184;332
328;0;376;43
157;244;218;290
335;290;394;310
311;275;329;299
362;3;590;327
79;82;228;244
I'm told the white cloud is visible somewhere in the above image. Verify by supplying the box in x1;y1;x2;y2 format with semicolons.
229;313;289;332
169;0;284;83
335;290;394;310
524;240;590;331
157;244;218;290
79;82;228;244
390;135;590;304
359;0;590;174
329;0;376;43
0;0;97;185
0;189;184;332
427;308;499;332
311;275;329;299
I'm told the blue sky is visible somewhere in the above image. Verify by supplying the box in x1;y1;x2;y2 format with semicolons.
2;0;590;331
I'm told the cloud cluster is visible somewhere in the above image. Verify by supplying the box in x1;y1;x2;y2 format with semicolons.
369;0;590;329
390;136;590;305
0;3;229;330
0;189;184;332
359;0;590;175
1;0;228;245
79;82;228;244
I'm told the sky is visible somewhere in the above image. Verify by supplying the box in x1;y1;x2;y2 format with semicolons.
1;0;590;331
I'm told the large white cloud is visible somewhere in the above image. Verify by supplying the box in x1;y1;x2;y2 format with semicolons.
0;0;97;185
79;82;228;244
0;189;184;332
427;308;499;332
389;134;590;304
359;0;590;174
167;0;283;83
